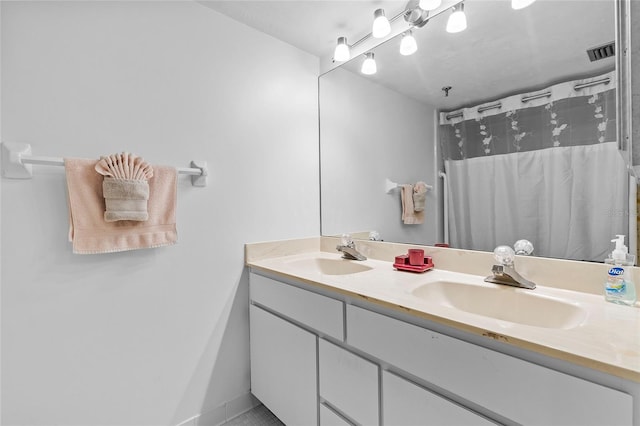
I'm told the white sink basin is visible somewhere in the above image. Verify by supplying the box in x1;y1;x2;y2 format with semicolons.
412;281;587;329
285;257;373;276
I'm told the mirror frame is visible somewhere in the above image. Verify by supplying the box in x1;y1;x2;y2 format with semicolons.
616;0;637;257
616;0;632;170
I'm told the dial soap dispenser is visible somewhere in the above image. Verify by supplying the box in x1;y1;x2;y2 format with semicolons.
604;235;637;306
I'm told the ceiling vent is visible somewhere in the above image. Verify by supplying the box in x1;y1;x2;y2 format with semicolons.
587;42;615;62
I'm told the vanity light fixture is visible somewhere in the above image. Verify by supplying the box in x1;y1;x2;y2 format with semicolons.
419;0;442;11
372;9;391;38
334;36;351;62
511;0;536;10
400;31;418;56
361;52;377;75
446;3;467;33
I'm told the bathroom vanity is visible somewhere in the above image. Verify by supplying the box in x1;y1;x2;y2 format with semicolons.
245;237;639;426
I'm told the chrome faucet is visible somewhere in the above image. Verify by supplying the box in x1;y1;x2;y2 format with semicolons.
336;234;367;261
484;245;536;290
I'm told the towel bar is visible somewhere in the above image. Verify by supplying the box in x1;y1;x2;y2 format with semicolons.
1;142;208;187
385;178;433;194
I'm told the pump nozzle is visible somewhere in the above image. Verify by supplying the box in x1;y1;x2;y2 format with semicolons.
610;234;628;261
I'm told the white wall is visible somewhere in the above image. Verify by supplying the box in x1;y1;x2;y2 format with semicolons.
320;67;438;245
0;2;319;425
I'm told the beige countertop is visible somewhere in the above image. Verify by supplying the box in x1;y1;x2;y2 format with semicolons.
246;237;640;383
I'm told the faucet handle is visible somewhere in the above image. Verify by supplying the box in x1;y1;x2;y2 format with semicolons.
341;233;355;248
514;239;534;255
493;245;515;266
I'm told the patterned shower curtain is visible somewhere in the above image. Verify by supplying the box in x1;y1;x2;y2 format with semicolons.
440;71;627;261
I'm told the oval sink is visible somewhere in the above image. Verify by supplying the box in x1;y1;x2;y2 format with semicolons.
412;281;586;329
285;257;373;276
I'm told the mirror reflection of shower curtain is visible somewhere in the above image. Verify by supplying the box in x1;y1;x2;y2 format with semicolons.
439;71;626;261
445;142;627;261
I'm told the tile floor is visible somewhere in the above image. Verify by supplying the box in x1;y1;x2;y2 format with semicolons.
222;404;284;426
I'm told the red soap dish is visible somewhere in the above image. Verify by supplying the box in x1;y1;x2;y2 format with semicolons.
393;263;434;273
393;254;434;273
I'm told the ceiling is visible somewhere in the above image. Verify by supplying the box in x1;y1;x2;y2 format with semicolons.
338;0;615;109
198;1;615;110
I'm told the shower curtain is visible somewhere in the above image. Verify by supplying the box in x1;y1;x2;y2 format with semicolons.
440;71;627;261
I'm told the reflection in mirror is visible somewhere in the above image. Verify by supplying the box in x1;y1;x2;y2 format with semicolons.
320;65;438;245
320;0;630;262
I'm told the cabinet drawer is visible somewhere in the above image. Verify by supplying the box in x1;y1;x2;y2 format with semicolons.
320;403;353;426
250;273;344;340
383;370;495;426
319;339;379;426
347;305;632;425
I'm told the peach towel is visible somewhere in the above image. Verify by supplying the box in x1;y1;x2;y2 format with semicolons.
64;158;177;254
401;184;424;225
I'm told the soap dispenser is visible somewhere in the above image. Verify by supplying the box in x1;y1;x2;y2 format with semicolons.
604;235;637;306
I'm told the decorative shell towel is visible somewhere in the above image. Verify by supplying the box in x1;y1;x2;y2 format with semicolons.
94;153;154;222
400;184;424;225
64;157;178;254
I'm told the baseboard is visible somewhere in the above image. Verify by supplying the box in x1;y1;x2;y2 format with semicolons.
175;392;260;426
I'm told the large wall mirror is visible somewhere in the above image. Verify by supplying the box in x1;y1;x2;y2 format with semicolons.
319;0;632;262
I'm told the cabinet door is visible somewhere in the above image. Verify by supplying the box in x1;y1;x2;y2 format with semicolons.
383;370;495;426
319;339;379;426
250;305;317;426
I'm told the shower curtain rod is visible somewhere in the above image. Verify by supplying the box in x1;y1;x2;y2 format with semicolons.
444;76;612;121
1;142;209;187
477;102;502;113
573;76;610;91
520;92;551;103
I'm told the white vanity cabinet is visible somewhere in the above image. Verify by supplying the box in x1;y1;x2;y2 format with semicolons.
249;272;635;426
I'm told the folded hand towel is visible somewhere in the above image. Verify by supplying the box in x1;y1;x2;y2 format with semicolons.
95;152;154;222
64;158;177;254
413;181;428;212
102;178;149;222
401;184;424;225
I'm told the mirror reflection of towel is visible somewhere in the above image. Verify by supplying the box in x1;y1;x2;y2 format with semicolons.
413;181;428;212
401;184;424;225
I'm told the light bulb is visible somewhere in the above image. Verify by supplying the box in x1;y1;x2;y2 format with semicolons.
400;31;418;56
446;3;467;33
419;0;441;11
361;52;377;75
334;37;350;62
511;0;536;9
372;9;391;38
